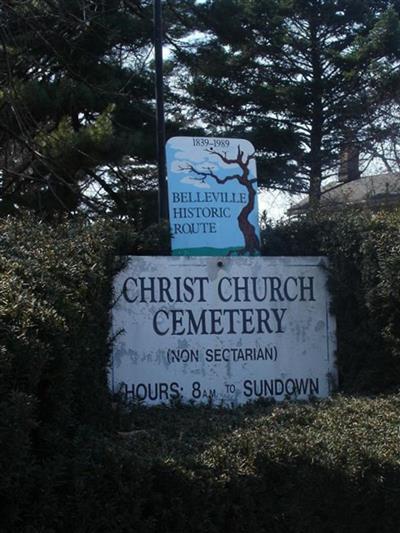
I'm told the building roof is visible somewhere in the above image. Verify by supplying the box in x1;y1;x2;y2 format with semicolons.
287;172;400;216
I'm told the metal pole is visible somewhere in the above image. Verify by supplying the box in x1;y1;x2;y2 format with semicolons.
154;0;168;221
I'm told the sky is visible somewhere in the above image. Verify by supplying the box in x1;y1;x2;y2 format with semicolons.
258;189;305;222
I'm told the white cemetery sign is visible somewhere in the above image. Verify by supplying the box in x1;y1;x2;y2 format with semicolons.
111;256;336;405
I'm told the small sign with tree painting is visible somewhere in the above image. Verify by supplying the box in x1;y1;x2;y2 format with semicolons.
166;137;260;256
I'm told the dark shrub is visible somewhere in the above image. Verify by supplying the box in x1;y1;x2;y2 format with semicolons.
262;209;400;393
0;217;118;528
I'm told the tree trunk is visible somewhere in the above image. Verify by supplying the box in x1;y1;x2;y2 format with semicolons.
237;179;260;255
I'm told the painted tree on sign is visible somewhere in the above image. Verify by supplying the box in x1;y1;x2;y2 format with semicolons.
183;145;260;255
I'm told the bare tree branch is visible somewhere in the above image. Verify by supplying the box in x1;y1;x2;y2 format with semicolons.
180;163;240;185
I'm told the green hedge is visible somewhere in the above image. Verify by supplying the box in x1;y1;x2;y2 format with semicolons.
0;217;118;528
28;397;400;533
1;210;400;531
262;209;400;393
0;215;170;530
121;396;400;533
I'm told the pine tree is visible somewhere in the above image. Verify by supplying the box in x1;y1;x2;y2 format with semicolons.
0;0;195;220
350;6;400;173
172;0;400;205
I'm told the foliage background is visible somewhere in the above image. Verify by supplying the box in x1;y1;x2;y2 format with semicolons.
2;0;400;218
262;209;400;392
1;210;400;531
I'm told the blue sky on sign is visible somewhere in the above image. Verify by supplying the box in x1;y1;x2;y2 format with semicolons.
166;137;260;250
